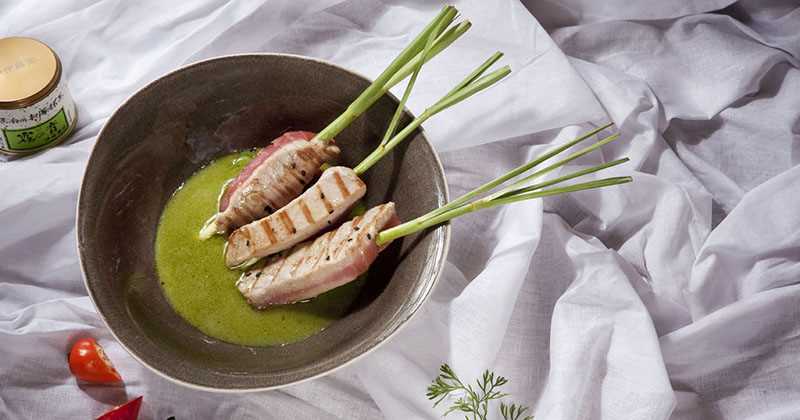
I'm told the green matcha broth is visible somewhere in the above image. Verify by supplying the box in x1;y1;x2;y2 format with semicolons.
155;152;364;346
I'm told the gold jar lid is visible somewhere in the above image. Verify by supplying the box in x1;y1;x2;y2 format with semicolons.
0;37;61;109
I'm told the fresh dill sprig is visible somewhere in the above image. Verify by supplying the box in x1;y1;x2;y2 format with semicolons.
426;364;533;420
500;402;533;420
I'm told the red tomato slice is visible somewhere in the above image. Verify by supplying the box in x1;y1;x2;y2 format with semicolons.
68;337;122;384
96;396;143;420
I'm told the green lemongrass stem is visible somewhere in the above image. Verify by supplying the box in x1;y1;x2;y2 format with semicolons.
483;133;621;202
423;64;510;115
376;176;632;246
379;38;500;149
385;21;472;89
436;51;504;105
496;157;630;198
315;6;457;142
354;61;511;174
378;159;629;246
424;122;614;220
379;11;448;147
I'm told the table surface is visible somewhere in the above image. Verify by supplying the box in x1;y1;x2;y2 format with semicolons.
2;0;799;419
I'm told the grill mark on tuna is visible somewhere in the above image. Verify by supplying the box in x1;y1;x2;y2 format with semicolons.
264;255;281;280
261;176;281;208
277;167;299;197
259;218;277;244
309;233;334;272
272;255;289;283
353;211;374;246
288;168;306;188
238;228;252;243
317;185;334;214
232;205;244;218
255;188;275;215
268;173;292;209
299;199;315;224
331;222;356;259
303;146;322;164
231;206;247;226
295;148;313;165
358;208;380;243
289;248;309;277
332;171;350;198
284;153;308;187
278;211;296;234
351;216;365;246
319;231;336;266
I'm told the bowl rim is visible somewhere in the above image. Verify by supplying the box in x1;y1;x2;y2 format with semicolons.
76;52;451;392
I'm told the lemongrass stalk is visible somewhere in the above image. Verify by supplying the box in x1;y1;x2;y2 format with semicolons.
436;51;504;105
354;60;511;174
482;133;621;202
315;6;458;142
385;21;472;89
424;122;613;220
424;65;510;115
379;11;448;147
378;158;628;245
495;157;630;199
376;176;632;245
485;176;631;206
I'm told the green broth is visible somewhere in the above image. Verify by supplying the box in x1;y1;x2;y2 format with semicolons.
155;152;364;346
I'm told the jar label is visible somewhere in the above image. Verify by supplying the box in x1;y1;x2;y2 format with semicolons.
3;108;69;151
0;79;76;155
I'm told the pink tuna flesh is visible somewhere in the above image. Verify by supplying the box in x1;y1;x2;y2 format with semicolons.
219;131;315;211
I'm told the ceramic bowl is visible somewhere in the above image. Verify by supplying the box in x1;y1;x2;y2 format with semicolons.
77;54;449;391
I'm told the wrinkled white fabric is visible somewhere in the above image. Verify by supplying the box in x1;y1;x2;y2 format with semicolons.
2;0;799;419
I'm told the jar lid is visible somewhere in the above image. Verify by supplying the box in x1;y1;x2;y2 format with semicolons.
0;37;61;109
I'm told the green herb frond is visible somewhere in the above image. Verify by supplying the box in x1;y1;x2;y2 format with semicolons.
427;364;532;420
500;402;533;420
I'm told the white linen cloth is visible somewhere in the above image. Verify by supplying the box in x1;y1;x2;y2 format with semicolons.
2;0;799;418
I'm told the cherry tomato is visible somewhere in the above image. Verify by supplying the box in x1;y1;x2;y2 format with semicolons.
96;396;143;420
68;337;122;384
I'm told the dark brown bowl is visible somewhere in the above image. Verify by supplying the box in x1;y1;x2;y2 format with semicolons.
77;54;449;391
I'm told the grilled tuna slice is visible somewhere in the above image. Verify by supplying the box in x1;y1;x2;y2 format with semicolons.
199;131;340;239
237;203;399;307
225;166;367;268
